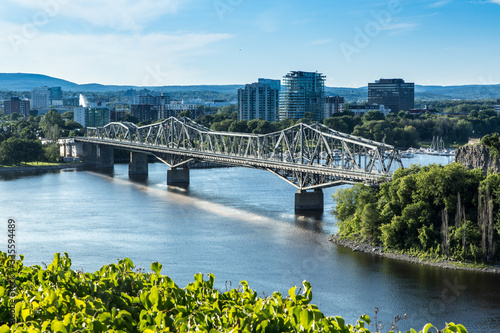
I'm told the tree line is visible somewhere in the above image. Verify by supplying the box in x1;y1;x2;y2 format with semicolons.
332;160;500;263
189;103;500;149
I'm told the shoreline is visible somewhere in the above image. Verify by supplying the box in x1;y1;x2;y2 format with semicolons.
328;234;500;273
0;162;89;174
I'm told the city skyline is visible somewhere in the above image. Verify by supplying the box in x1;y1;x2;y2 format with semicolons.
0;0;499;88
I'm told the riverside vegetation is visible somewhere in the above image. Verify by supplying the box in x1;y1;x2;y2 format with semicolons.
332;158;500;265
0;252;466;332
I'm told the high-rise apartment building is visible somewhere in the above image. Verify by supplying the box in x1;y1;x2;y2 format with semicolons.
31;86;51;109
368;78;414;113
139;94;170;106
279;71;326;121
324;96;345;118
4;97;30;116
257;78;281;91
131;104;159;122
238;80;279;122
74;107;86;126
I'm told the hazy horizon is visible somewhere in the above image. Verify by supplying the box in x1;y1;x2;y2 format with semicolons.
0;0;499;87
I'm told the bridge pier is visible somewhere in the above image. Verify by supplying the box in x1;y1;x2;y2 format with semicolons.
129;152;148;177
97;145;114;170
295;189;324;213
167;168;190;186
81;143;97;164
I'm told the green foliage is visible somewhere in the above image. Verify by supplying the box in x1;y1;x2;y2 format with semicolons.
0;137;43;166
333;163;500;263
0;252;466;332
39;110;64;140
43;143;61;162
60;111;74;120
480;133;500;159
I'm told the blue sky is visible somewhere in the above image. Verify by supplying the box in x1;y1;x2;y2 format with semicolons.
0;0;499;87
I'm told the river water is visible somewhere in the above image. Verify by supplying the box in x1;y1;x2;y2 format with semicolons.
1;154;499;332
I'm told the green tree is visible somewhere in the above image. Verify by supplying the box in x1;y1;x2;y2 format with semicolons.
61;111;74;120
362;110;384;122
43;143;61;162
0;137;43;165
64;120;83;131
228;120;248;133
360;203;380;244
211;119;233;132
177;110;191;118
40;110;64;140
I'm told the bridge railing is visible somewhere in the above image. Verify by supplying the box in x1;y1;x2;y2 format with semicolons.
86;117;402;177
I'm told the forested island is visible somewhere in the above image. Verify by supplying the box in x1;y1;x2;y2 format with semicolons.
331;134;500;269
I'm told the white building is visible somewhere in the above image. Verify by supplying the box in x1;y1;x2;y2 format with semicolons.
238;81;279;122
31;86;51;109
495;99;500;114
349;104;391;117
74;107;86;127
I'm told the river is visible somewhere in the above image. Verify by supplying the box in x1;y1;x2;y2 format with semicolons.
1;153;499;332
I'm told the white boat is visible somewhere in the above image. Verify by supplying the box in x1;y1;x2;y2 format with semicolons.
401;151;414;158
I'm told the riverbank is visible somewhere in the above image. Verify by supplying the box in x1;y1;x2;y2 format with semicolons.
0;162;88;174
328;234;500;273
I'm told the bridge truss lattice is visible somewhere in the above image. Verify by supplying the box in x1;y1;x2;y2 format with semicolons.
84;117;402;190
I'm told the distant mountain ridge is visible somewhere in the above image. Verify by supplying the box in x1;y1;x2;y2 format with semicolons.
1;73;499;101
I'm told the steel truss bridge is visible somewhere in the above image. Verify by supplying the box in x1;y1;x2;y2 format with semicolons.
79;117;402;190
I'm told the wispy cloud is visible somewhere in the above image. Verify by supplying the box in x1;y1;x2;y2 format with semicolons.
4;0;189;32
429;0;453;8
381;22;419;35
488;0;500;4
0;32;233;85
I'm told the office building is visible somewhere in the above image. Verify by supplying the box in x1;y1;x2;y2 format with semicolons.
63;96;80;107
238;81;279;122
324;96;345;118
31;86;51;109
74;103;110;127
368;78;414;113
50;87;63;105
279;71;326;121
30;86;64;109
4;97;30;116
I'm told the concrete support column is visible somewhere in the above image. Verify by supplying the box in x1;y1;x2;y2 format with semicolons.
167;168;190;186
295;189;324;213
129;152;149;177
97;145;114;169
82;143;97;165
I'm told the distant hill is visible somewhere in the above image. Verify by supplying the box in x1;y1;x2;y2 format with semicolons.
0;73;499;101
0;73;244;94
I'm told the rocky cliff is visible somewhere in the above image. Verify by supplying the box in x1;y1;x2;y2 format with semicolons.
455;144;500;174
